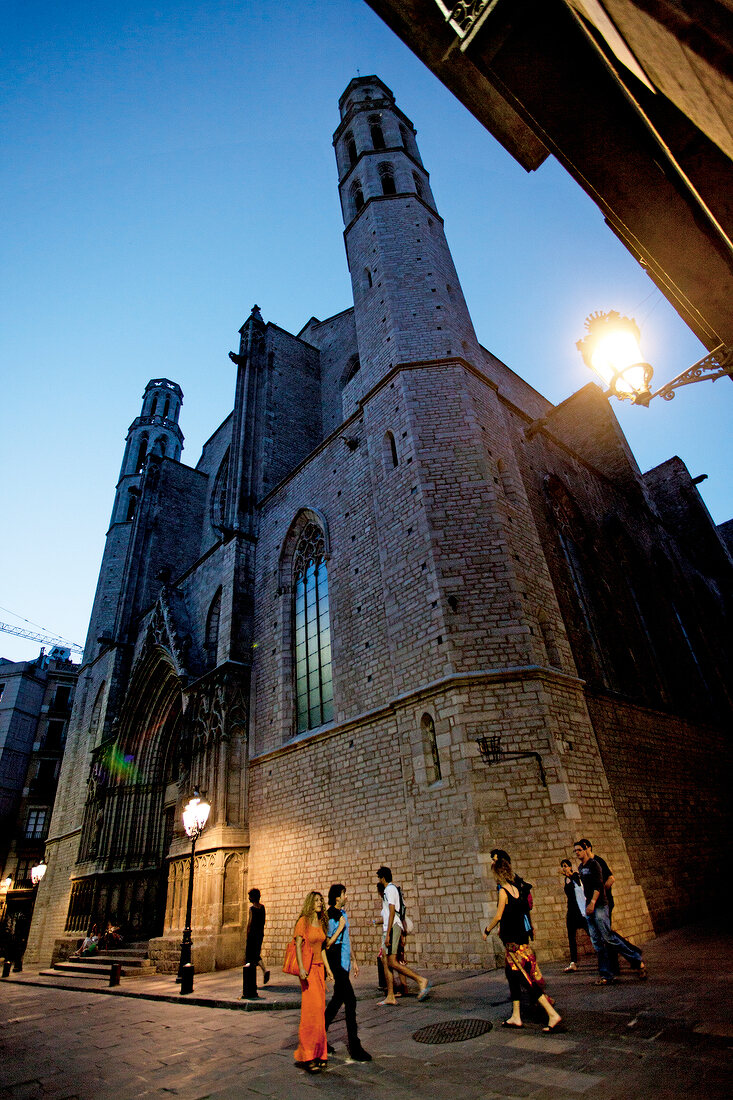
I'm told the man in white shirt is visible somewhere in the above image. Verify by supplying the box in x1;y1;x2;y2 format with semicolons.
376;866;431;1005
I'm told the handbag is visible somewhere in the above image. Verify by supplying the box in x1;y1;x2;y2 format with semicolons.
282;939;300;976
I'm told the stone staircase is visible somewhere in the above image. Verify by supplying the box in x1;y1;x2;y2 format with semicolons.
41;941;156;982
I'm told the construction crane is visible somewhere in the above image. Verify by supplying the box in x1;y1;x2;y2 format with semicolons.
0;620;84;657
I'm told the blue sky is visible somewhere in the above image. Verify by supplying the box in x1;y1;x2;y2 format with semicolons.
2;0;731;663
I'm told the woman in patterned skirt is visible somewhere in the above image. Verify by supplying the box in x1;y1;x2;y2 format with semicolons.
483;856;564;1032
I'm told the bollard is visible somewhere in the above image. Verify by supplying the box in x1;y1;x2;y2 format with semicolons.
2;959;11;978
12;956;23;972
109;962;122;987
180;962;194;995
242;961;259;1000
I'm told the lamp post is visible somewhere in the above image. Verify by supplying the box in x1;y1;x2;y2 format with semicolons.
577;310;733;406
177;791;210;993
30;859;48;887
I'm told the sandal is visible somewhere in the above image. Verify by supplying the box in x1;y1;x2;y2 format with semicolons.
543;1020;567;1033
501;1021;524;1029
594;977;615;985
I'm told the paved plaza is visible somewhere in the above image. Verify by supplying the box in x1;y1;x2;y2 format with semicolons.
1;922;731;1099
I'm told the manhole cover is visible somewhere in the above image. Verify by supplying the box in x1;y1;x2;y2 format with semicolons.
413;1019;493;1044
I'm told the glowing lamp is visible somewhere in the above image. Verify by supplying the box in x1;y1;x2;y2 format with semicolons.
182;793;210;839
31;859;48;886
577;311;653;405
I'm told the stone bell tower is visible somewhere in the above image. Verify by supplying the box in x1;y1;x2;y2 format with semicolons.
334;75;482;392
83;378;184;659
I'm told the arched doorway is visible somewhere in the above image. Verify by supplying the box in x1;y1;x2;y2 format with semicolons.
70;649;187;940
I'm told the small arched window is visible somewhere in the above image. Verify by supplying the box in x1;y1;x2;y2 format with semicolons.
151;397;158;417
400;124;409;149
205;588;222;666
342;355;361;388
163;397;170;419
369;117;386;149
421;713;442;785
135;434;148;472
350;179;365;215
383;430;398;469
379;163;396;196
126;493;137;521
413;172;424;200
345;132;357;167
293;523;333;733
365;267;373;289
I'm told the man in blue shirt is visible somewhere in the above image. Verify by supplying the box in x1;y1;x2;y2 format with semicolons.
324;883;371;1061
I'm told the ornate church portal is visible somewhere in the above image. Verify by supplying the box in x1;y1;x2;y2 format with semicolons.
69;601;249;968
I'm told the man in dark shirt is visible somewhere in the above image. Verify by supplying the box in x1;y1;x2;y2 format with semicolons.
324;884;371;1062
582;840;619;974
574;841;646;984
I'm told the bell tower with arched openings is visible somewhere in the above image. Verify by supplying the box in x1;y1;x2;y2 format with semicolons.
111;378;184;526
334;75;481;391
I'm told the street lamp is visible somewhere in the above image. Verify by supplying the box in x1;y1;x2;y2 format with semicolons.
31;859;48;886
177;790;210;994
577;310;733;406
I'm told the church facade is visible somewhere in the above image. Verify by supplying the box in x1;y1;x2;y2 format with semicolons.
27;77;733;973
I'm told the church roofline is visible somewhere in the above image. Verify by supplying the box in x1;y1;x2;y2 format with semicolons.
296;306;354;340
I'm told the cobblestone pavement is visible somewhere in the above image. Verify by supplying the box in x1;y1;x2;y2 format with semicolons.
1;922;731;1099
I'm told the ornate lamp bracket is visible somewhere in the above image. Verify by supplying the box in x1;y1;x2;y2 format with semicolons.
476;733;547;787
652;344;733;401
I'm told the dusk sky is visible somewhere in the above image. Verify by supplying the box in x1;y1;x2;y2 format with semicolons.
2;0;731;664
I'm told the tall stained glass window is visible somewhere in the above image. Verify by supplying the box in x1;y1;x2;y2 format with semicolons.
293;523;333;733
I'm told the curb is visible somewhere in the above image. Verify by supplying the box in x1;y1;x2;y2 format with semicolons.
0;975;300;1012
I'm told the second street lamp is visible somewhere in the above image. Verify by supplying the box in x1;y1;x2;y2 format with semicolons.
177;790;210;994
30;858;48;886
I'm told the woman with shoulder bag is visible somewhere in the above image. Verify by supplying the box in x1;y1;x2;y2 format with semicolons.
483;856;565;1032
292;891;334;1073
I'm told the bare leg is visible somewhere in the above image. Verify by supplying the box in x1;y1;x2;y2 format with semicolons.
381;954;397;1004
387;954;428;996
538;993;562;1028
507;999;522;1025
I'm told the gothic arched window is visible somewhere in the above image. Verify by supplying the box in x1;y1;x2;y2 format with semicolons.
205;588;222;666
413;172;424;200
379;162;396;195
350;179;365;215
211;450;229;530
345;132;357;167
163;397;170;419
293;523;333;733
135;434;149;473
370;118;386;150
342;354;361;388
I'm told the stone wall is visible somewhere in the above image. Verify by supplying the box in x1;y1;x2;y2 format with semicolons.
586;693;733;930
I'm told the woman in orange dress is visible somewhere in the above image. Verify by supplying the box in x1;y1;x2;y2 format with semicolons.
294;891;334;1073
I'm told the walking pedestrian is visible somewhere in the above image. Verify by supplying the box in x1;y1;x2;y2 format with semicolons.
324;884;371;1061
293;891;334;1073
483;855;564;1032
242;888;269;998
560;859;587;971
376;866;430;1005
574;840;647;984
578;839;619;974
